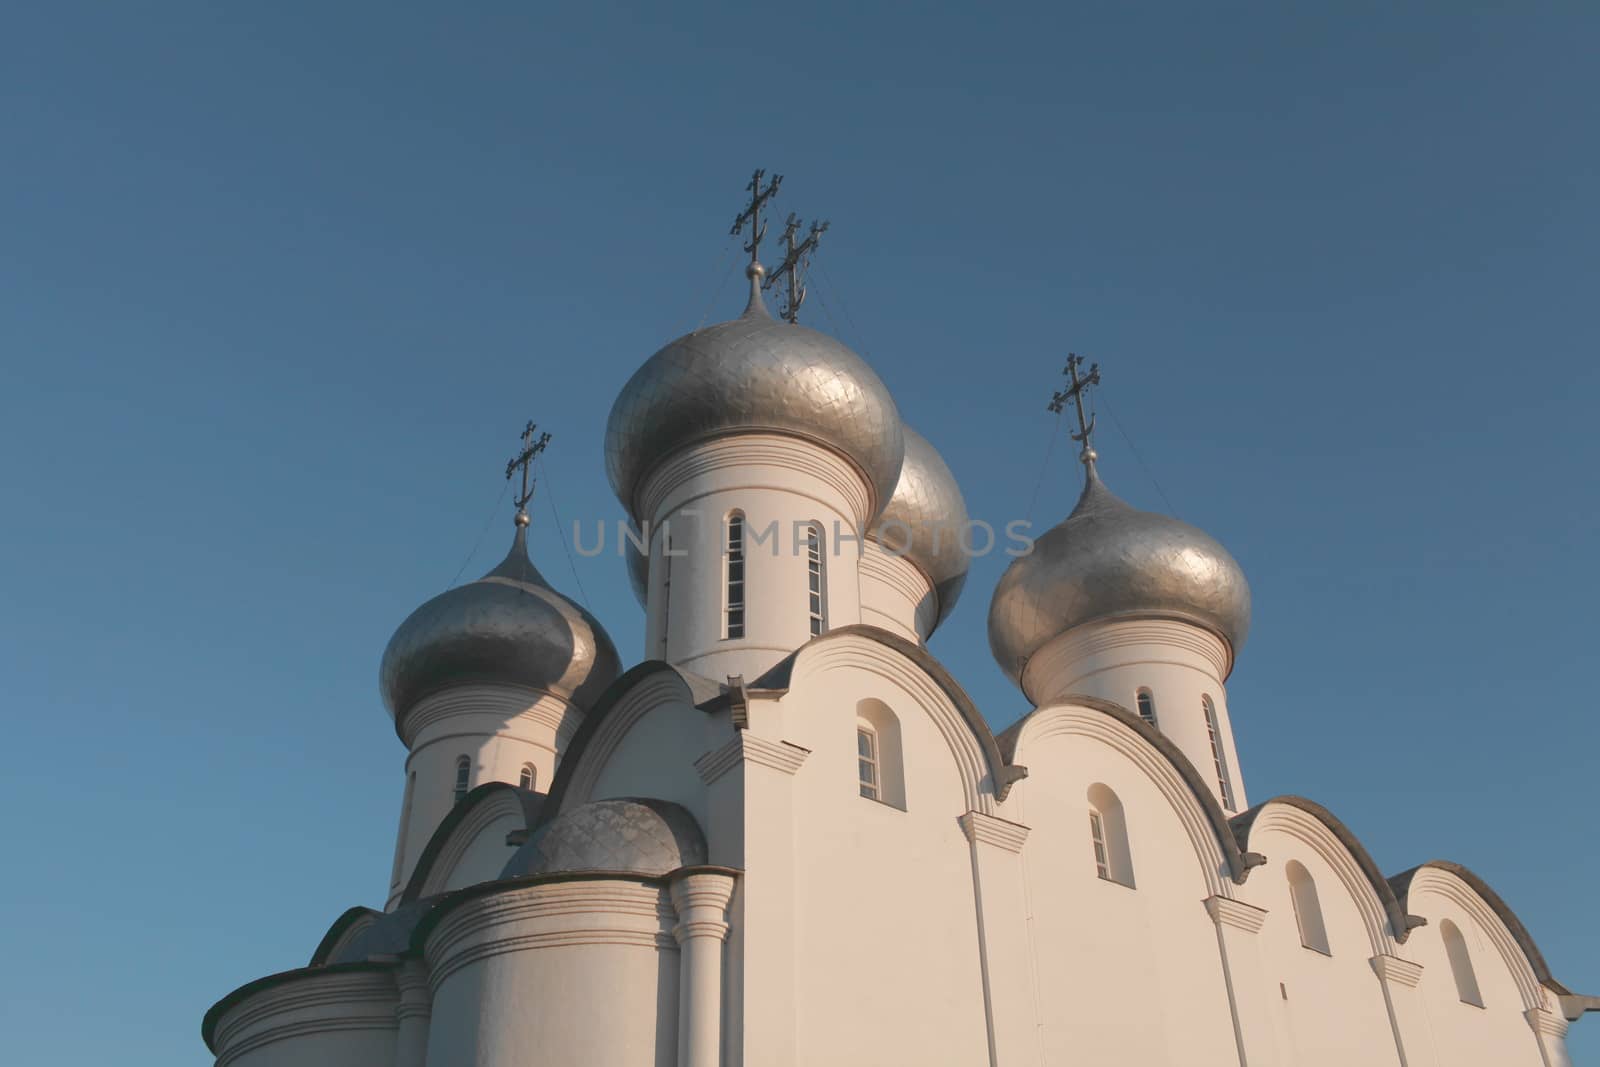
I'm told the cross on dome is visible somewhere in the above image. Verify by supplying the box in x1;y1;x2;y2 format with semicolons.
504;421;551;527
1048;354;1102;475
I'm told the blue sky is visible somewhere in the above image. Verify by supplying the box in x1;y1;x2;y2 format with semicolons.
2;3;1595;1063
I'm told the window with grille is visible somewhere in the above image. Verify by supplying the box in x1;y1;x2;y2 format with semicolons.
806;524;826;636
725;514;745;639
1202;695;1236;810
1089;810;1111;880
1136;688;1158;727
857;726;880;800
453;756;471;805
518;763;536;791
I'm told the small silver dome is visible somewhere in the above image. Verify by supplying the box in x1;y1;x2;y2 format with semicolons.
380;523;622;719
988;469;1250;691
605;278;904;523
501;797;707;879
869;425;969;630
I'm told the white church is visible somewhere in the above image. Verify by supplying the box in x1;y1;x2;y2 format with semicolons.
202;179;1593;1067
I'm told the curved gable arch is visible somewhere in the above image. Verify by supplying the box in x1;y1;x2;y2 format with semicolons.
1389;861;1551;1011
539;660;716;825
309;906;381;967
400;782;542;904
1005;698;1251;897
779;628;1010;815
1233;797;1410;956
761;625;1025;808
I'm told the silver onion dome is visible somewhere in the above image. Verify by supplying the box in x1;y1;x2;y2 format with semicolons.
380;519;622;720
869;425;970;630
988;467;1250;691
605;269;904;523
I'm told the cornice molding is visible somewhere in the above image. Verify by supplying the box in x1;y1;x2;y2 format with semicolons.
400;684;582;749
1205;895;1268;934
1527;1007;1570;1038
639;433;873;528
1369;954;1425;988
694;734;811;784
959;811;1031;853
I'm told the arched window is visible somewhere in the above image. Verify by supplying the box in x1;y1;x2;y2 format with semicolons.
453;755;471;805
1136;688;1158;727
656;527;672;659
1286;860;1330;954
1440;919;1484;1006
1202;695;1236;810
518;763;536;791
806;523;827;636
1086;783;1135;887
856;699;906;809
725;513;746;639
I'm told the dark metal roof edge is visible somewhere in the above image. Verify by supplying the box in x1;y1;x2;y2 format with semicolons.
201;960;395;1053
398;782;545;905
1000;693;1256;884
1232;795;1414;941
307;906;382;967
752;625;1027;800
1388;859;1557;987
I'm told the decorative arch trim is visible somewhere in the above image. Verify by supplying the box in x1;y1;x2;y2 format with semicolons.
755;624;1027;802
1002;692;1260;886
1233;795;1416;947
201;961;396;1054
308;906;381;967
1389;860;1569;1007
399;782;543;905
537;660;719;827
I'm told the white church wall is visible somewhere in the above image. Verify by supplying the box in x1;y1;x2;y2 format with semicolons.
1403;868;1550;1067
209;967;398;1067
1239;814;1404;1067
774;647;995;1067
1022;619;1248;813
422;879;679;1067
1006;710;1241;1067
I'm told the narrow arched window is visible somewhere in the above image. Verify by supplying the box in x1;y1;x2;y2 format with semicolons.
656;528;672;659
1286;860;1330;954
453;755;471;805
806;523;827;636
1086;784;1135;887
857;726;879;800
1136;688;1158;727
1440;919;1484;1006
518;763;536;791
856;699;907;809
1202;695;1236;810
725;513;746;639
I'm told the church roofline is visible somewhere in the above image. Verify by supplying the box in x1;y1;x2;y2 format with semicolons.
1231;795;1420;941
1388;859;1566;993
1000;694;1263;885
750;624;1029;801
201;960;396;1054
308;906;383;967
397;781;546;906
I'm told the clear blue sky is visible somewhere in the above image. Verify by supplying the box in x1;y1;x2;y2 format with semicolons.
2;3;1595;1063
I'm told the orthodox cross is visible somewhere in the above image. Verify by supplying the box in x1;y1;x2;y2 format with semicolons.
729;169;783;267
1048;354;1101;465
764;213;830;324
504;421;552;521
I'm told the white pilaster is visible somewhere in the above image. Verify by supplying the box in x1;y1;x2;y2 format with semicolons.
1527;1007;1574;1067
671;870;738;1067
959;811;1040;1067
1204;896;1280;1067
393;960;432;1067
1369;955;1436;1067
